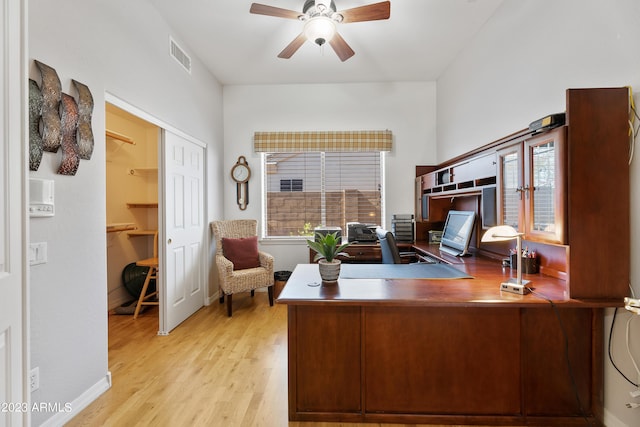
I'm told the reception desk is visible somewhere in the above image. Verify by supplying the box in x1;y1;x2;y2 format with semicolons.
277;248;609;426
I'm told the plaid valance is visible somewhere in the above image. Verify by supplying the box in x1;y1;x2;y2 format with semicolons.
253;130;393;153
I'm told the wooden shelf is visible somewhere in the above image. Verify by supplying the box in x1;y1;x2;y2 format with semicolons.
106;223;136;233
128;229;157;237
126;202;158;208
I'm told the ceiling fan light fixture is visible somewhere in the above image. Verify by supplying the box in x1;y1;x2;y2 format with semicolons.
304;16;336;46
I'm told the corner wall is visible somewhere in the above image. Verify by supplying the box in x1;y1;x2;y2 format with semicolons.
436;1;640;426
28;0;223;424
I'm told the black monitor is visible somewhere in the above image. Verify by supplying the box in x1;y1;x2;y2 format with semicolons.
439;210;476;257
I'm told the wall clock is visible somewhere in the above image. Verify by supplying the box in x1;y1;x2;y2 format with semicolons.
231;155;251;210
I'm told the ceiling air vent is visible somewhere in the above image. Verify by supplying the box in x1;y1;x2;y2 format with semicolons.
169;37;191;74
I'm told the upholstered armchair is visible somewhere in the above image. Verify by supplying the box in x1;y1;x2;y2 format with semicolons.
210;220;274;316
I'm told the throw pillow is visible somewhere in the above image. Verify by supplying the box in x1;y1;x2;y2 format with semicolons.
222;236;261;270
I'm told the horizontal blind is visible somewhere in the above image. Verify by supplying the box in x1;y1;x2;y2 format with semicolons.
254;130;392;152
264;151;382;238
501;152;519;229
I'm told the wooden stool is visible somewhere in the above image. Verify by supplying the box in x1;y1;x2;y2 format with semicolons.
134;232;159;319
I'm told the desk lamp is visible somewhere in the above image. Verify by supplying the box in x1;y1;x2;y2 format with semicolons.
481;225;531;295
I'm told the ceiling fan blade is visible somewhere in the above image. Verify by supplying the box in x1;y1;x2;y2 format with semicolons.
339;1;390;23
278;33;307;59
329;32;355;62
250;3;302;20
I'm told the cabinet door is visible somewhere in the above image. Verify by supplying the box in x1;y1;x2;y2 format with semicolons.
496;143;524;232
524;128;566;244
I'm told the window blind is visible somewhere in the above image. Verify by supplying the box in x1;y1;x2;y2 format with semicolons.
264;151;383;238
254;130;392;153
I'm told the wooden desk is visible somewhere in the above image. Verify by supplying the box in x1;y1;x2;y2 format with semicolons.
308;242;415;263
277;253;608;426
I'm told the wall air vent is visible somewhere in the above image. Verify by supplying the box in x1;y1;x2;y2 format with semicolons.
169;37;192;74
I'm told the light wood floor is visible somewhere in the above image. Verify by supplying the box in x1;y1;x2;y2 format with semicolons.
67;292;512;427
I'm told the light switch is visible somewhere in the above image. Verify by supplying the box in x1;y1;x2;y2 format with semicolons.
29;242;47;265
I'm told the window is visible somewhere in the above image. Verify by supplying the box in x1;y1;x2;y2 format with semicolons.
280;178;303;192
263;151;384;238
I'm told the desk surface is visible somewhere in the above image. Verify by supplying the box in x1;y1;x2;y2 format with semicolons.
278;244;619;307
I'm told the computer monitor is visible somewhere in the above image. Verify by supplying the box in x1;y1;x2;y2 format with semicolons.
439;210;476;257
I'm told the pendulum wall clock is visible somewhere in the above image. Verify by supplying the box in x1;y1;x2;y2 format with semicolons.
231;155;251;210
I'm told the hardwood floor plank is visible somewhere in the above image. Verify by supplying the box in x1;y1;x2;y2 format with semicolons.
67;292;520;427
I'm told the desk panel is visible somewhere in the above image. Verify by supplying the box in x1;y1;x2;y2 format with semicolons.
365;306;521;414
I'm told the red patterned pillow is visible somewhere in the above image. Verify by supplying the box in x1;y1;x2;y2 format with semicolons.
222;236;261;270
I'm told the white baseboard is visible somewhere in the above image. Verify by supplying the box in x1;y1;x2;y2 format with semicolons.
39;371;112;427
604;408;630;427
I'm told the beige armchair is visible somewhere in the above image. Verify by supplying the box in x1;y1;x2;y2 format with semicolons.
210;219;274;316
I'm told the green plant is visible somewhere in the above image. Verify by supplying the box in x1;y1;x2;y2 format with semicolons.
306;231;351;263
298;222;316;237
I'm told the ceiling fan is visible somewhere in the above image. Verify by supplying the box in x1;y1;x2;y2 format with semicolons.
249;0;391;62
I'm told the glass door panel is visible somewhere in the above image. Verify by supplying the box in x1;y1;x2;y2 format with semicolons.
500;150;521;230
530;141;555;234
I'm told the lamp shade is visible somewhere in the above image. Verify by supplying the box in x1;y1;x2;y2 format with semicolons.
304;16;336;46
481;225;521;242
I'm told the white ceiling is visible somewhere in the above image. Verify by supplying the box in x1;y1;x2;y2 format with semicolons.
149;0;505;85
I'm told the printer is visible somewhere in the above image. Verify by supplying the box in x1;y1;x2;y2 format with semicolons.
347;222;378;243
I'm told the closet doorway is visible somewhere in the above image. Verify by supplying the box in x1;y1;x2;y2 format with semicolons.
105;97;207;335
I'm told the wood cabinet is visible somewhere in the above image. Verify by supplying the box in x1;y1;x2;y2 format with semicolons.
565;88;630;299
281;264;605;425
496;127;567;244
416;153;496;223
415;87;630;302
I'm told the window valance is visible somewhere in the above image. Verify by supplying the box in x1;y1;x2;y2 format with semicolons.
253;130;392;153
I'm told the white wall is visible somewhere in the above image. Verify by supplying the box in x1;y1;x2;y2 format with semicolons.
223;82;436;272
28;0;223;425
437;1;640;426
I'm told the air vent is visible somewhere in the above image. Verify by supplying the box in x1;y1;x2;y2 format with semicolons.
169;37;191;74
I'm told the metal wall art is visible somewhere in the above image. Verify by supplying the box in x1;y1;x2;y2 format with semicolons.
72;79;94;160
58;93;80;176
34;60;62;153
29;60;95;175
28;79;44;171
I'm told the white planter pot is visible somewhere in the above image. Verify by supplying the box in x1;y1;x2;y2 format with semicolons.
318;259;341;283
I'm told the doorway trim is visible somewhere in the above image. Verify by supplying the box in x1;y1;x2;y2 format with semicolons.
105;92;208;335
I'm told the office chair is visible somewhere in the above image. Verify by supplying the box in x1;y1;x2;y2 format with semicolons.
376;228;417;264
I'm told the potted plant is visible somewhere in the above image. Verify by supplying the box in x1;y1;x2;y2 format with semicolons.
307;231;351;283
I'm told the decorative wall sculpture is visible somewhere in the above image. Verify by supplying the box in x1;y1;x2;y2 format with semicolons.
58;93;80;176
30;60;95;175
72;79;94;160
28;79;44;171
34;60;62;153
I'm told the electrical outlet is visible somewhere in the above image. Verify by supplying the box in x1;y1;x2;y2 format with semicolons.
30;367;39;392
624;297;640;315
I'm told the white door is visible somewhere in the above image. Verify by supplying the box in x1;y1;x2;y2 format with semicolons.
0;0;26;425
159;130;206;333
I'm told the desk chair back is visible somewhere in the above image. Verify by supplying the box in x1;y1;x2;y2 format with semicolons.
376;228;402;264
